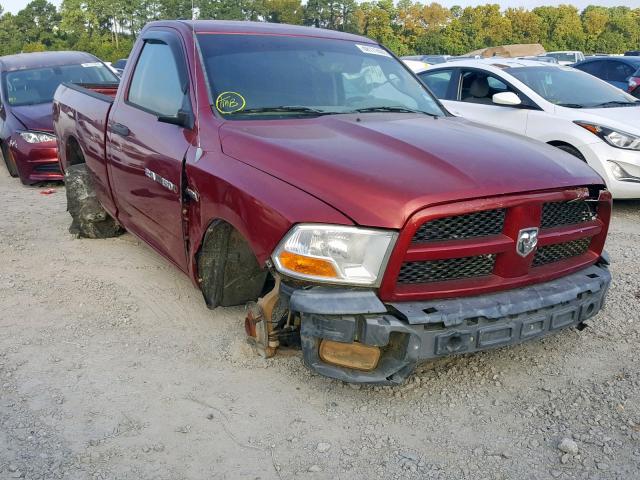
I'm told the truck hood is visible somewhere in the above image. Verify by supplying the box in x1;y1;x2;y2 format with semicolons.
219;114;603;229
10;103;54;132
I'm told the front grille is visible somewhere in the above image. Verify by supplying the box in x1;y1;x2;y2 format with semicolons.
413;209;505;243
398;255;496;284
33;164;61;173
541;200;596;229
533;238;591;267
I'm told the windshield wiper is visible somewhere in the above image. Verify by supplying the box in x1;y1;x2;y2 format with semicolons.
588;100;640;108
350;106;438;117
556;103;585;109
225;106;337;116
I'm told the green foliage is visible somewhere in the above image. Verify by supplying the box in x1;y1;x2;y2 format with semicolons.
1;0;639;61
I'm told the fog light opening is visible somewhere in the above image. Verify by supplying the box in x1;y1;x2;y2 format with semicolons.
319;339;381;372
446;334;463;352
585;303;595;316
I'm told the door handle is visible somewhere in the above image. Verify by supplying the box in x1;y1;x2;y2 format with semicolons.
110;122;130;137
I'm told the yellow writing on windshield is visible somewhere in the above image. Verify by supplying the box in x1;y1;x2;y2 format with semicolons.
215;92;246;114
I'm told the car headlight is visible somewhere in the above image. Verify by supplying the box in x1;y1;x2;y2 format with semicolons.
272;224;397;286
575;122;640;151
19;131;56;144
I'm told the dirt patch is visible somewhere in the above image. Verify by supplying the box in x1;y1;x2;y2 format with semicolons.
1;168;639;479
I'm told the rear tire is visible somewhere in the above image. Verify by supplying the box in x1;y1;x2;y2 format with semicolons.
1;143;19;178
65;163;124;239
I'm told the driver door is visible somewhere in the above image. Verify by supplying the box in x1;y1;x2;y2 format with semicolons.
106;30;194;271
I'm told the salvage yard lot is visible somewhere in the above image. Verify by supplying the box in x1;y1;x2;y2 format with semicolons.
1;168;639;480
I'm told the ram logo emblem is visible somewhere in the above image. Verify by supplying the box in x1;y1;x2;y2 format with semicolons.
516;227;539;257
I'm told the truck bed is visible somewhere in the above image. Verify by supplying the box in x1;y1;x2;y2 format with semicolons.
62;82;119;101
53;82;119;215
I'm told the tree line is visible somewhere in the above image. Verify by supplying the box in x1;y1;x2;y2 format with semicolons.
0;0;638;62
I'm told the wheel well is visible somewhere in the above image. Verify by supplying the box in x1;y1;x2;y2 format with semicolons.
547;141;586;161
66;136;86;166
196;219;268;308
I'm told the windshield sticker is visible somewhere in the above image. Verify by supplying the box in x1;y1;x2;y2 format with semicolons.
215;91;246;114
81;62;103;68
355;44;391;58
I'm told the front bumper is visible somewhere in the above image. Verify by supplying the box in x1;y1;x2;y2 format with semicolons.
9;135;61;184
287;262;611;385
582;141;640;199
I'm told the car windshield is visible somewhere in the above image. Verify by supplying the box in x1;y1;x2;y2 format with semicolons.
507;66;639;108
3;62;118;106
196;34;444;119
546;53;576;62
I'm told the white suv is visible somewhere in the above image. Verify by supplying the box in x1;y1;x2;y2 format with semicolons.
416;59;640;198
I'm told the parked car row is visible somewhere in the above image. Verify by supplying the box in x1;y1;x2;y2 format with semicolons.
0;23;618;384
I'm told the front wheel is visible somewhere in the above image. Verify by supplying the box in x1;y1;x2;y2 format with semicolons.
65;163;124;239
1;143;19;178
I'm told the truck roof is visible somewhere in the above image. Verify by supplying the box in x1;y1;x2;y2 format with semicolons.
0;51;100;72
146;20;374;44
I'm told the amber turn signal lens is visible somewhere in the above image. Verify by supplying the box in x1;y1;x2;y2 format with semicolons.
278;251;337;278
576;122;600;135
319;340;381;372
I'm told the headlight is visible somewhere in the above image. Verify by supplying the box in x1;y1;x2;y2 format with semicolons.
272;224;397;286
19;131;56;144
575;122;640;150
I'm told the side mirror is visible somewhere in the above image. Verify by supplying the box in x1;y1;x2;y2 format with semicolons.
158;109;194;129
492;91;522;106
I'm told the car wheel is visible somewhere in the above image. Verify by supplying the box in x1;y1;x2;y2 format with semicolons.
65;163;124;239
554;144;586;161
1;143;19;177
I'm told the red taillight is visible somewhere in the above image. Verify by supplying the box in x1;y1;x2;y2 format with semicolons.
628;76;640;92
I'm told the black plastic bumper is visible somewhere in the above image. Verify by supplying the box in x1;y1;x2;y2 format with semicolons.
287;263;611;385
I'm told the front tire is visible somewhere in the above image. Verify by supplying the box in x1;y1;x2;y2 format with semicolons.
65;164;124;239
1;143;19;178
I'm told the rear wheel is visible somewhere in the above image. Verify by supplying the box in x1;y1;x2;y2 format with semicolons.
65;163;124;239
1;143;19;177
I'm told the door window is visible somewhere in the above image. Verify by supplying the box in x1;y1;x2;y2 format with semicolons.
458;70;516;105
608;62;635;82
128;42;184;116
574;61;605;79
417;69;453;99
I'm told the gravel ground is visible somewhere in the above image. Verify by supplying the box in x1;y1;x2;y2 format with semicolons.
1;168;639;480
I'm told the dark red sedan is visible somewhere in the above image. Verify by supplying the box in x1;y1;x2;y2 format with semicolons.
0;51;118;184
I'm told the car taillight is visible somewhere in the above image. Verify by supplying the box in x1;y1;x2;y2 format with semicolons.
629;76;640;92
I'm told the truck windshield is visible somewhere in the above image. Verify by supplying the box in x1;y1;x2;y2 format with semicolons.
507;66;638;108
3;62;118;106
196;34;445;119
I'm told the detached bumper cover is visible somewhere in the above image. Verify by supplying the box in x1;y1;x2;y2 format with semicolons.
288;263;611;385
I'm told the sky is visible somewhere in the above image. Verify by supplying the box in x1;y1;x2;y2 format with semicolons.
1;0;640;15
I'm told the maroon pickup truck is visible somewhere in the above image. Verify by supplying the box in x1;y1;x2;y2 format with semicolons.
53;20;612;384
